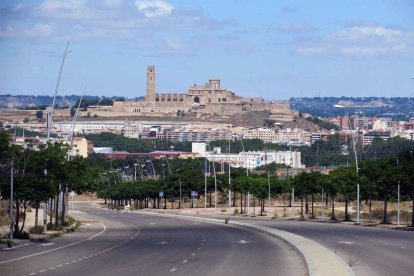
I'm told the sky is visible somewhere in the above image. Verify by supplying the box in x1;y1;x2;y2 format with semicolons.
1;0;414;100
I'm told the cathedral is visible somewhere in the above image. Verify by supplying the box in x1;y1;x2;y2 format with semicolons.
108;65;265;116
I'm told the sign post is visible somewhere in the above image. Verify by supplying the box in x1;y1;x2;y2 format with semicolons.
159;191;164;209
191;191;197;208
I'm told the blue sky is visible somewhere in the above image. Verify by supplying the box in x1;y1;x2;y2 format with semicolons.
1;0;413;99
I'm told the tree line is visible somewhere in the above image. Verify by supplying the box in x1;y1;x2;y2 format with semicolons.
96;151;414;225
0;131;100;237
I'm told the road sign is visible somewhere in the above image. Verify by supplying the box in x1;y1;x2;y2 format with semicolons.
191;191;197;197
159;191;164;197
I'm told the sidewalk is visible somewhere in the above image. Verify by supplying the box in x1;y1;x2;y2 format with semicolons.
0;207;77;249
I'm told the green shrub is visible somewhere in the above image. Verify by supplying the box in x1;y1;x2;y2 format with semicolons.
29;226;44;234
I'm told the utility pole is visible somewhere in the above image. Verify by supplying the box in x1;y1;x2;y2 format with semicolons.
204;144;208;208
9;124;17;245
179;181;182;209
347;111;360;224
228;129;231;209
397;180;400;227
291;188;295;218
44;41;71;232
321;187;324;221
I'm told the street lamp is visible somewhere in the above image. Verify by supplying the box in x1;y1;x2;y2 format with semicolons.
124;166;130;181
334;104;360;223
140;164;145;181
228;126;232;209
134;163;138;181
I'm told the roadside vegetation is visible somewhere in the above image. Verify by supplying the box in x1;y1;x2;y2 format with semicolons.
2;129;414;240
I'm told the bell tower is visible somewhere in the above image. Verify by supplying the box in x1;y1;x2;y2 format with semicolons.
145;65;156;102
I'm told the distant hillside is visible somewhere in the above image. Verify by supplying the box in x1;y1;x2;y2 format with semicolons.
0;95;143;109
290;97;414;120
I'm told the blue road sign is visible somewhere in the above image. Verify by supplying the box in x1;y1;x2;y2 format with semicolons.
191;191;197;197
159;191;164;197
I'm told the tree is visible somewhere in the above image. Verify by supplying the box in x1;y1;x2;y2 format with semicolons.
326;171;340;221
35;110;44;119
329;166;357;221
398;151;414;226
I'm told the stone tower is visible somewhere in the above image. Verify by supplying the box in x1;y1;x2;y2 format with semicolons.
145;65;156;102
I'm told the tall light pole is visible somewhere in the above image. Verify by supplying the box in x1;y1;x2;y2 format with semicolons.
44;41;71;233
9;124;17;244
47;41;71;141
141;164;145;181
179;181;182;210
204;143;208;208
134;163;138;181
335;104;360;223
228;127;232;209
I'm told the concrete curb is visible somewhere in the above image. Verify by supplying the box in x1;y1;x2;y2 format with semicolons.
136;210;355;276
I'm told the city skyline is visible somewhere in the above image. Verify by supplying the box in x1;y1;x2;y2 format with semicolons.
1;0;414;99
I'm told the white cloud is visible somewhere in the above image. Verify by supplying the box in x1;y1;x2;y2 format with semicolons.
294;24;414;57
13;3;27;11
21;23;55;38
135;0;174;18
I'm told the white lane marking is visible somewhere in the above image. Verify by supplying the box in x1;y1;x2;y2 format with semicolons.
191;253;196;256
57;264;63;267
338;241;355;245
182;259;188;263
48;267;55;270
3;242;32;251
237;240;250;244
65;262;70;265
39;270;46;273
156;241;169;245
170;268;177;272
41;242;55;247
0;223;107;264
29;273;36;275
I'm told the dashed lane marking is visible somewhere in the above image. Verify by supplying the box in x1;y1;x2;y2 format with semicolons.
170;268;177;272
0;223;107;264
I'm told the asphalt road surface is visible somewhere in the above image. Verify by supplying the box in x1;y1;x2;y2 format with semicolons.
0;203;306;276
212;215;414;276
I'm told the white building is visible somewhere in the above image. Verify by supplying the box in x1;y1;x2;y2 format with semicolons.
274;128;311;146
192;143;304;169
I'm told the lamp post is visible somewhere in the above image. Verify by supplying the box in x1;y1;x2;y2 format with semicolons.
204;143;208;209
180;181;182;210
134;163;138;181
334;104;360;223
228;127;232;209
116;168;121;182
140;164;145;181
161;163;165;179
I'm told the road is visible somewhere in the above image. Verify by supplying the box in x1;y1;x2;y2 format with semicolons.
204;214;414;276
0;203;306;276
